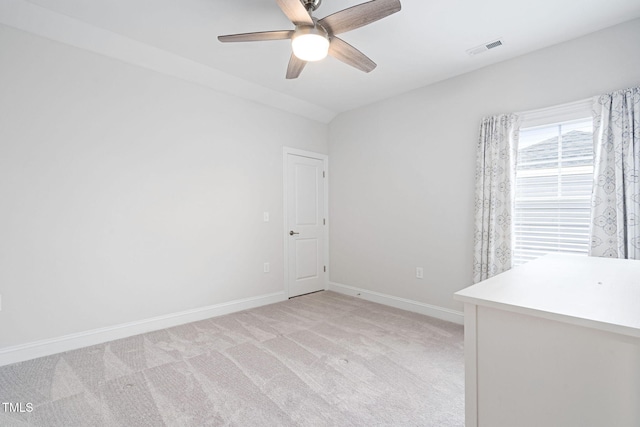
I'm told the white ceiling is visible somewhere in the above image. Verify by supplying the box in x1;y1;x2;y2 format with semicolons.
4;0;640;122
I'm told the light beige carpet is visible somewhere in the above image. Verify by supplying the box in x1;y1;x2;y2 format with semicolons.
0;291;464;426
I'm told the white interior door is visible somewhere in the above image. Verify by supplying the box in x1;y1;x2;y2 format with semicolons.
286;152;326;298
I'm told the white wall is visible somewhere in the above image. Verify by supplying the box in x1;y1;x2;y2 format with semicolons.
0;24;328;349
328;19;640;313
2;17;639;354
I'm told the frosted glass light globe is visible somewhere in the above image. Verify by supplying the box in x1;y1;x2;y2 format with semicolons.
292;27;329;62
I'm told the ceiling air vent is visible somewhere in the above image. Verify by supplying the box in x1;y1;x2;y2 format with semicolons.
466;38;504;56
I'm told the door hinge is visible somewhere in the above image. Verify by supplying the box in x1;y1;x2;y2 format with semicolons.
324;266;326;272
323;218;326;225
323;171;325;178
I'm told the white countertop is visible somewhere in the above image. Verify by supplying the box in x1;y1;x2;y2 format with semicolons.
454;254;640;338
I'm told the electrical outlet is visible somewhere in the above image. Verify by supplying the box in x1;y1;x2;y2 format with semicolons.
416;267;424;279
264;262;270;273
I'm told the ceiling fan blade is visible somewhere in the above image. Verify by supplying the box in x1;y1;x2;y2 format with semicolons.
218;30;294;43
286;53;307;79
319;0;401;35
276;0;314;26
328;37;376;73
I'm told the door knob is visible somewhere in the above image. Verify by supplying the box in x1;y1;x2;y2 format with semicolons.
289;230;300;235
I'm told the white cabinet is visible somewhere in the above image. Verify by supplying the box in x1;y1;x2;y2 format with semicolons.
454;254;640;427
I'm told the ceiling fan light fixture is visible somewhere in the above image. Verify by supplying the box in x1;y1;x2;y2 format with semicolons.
219;0;402;78
291;26;329;62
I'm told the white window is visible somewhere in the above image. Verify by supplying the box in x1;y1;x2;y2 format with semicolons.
513;116;594;266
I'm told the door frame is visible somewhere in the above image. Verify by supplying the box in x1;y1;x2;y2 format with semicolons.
283;147;329;298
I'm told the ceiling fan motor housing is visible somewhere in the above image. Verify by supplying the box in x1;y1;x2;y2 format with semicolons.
302;0;322;12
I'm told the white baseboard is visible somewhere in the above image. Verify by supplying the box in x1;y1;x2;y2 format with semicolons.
0;291;286;367
328;282;464;325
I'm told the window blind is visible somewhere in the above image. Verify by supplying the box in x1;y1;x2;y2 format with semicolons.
513;119;593;266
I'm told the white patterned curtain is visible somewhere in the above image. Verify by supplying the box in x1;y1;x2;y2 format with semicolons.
473;114;520;283
589;87;640;259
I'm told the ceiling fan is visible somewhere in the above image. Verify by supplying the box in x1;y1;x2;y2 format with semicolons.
218;0;402;79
